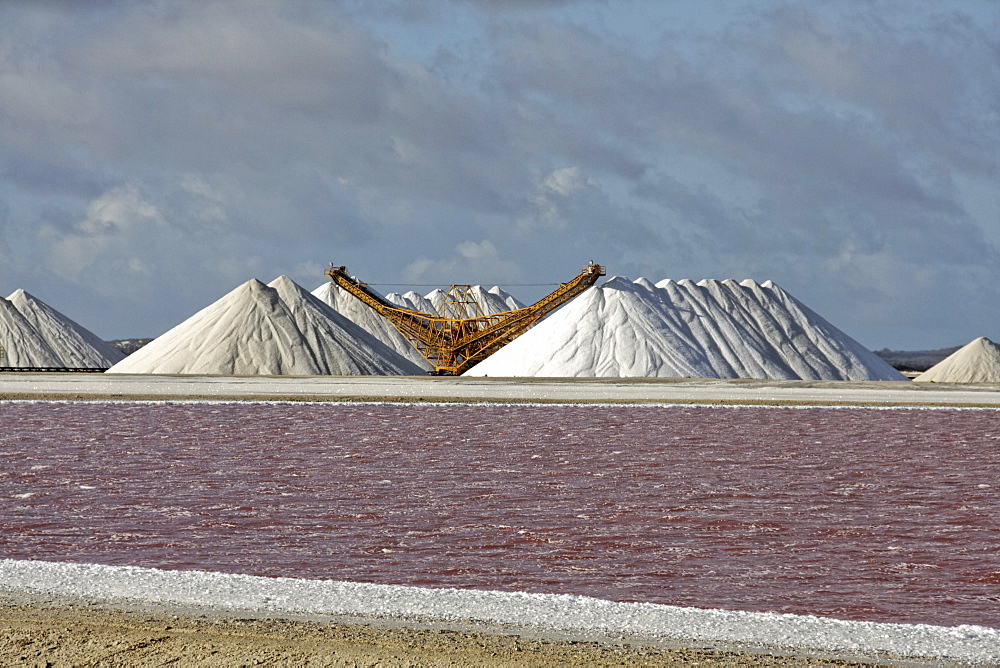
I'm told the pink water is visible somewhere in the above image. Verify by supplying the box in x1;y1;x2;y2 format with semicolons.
1;402;998;628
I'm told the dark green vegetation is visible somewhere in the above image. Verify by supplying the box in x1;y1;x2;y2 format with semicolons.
875;346;960;372
107;339;155;356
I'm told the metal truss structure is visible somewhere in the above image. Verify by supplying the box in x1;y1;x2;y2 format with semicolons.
325;262;605;375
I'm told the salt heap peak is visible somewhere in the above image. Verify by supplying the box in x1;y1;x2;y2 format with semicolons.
489;286;527;311
384;290;437;314
315;280;527;370
108;277;424;376
0;296;62;367
466;276;904;381
464;285;525;316
425;288;449;314
913;337;1000;383
312;282;432;370
421;285;521;317
267;275;425;374
6;289;124;367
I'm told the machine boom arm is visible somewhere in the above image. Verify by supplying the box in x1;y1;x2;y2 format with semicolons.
325;263;605;374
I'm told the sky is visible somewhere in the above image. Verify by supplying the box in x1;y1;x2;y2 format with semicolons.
1;0;997;350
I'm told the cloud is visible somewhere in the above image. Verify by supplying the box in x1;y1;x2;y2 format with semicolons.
0;202;12;281
71;2;393;118
516;167;585;232
0;0;997;348
0;42;100;145
44;184;164;279
179;174;227;223
404;240;520;286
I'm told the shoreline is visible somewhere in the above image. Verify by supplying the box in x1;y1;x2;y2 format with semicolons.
2;560;994;666
2;372;1000;408
4;373;998;665
0;590;931;667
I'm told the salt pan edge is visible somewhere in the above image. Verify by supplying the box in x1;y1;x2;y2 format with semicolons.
1;559;996;662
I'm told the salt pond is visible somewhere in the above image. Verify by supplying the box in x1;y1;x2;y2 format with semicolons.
2;400;999;662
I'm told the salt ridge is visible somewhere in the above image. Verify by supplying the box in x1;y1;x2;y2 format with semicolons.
108;277;423;376
467;277;904;381
312;282;432;370
421;284;524;317
0;298;60;367
268;276;424;375
0;290;122;368
1;560;995;662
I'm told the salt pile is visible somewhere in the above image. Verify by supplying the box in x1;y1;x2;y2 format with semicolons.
1;560;996;663
466;277;904;381
107;277;424;376
0;297;62;367
312;282;432;370
913;337;1000;383
418;285;525;316
0;289;123;368
384;289;438;314
313;281;525;371
491;286;527;312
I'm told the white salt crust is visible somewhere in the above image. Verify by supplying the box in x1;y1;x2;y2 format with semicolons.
0;560;996;663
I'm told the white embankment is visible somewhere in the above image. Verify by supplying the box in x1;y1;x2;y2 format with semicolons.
1;560;996;663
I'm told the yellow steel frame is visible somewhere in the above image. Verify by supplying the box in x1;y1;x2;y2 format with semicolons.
325;263;606;375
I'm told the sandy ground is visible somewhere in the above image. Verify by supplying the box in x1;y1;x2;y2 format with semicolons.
2;371;995;666
0;592;895;667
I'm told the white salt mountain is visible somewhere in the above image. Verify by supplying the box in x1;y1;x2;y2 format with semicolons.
466;277;904;381
267;275;426;374
5;289;125;367
422;285;524;317
314;281;526;371
0;290;123;368
489;286;526;312
312;283;433;371
0;297;62;367
913;337;1000;383
385;290;437;314
108;277;424;376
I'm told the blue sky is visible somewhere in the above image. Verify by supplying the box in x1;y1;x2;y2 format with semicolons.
1;0;997;350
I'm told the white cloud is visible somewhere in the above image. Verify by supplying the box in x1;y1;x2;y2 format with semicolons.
456;239;499;261
404;240;520;286
180;173;228;223
517;167;592;232
543;166;584;196
45;184;165;278
0;0;997;347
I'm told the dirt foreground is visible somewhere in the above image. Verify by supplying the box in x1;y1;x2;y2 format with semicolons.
0;595;887;667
